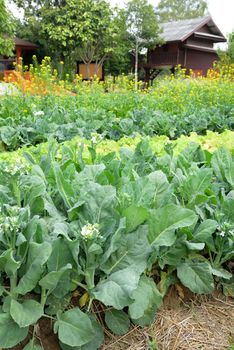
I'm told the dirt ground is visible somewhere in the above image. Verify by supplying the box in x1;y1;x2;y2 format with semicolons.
10;287;234;350
102;288;234;350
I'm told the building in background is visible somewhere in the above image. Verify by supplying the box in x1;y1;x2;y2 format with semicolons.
0;38;37;79
143;16;226;82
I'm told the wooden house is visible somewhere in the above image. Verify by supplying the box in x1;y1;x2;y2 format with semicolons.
144;16;226;81
0;38;37;78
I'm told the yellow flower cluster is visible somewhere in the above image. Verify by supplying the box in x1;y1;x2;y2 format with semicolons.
4;56;234;100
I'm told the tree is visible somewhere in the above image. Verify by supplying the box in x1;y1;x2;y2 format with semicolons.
157;0;208;22
125;0;161;90
0;0;15;56
218;30;234;66
227;30;234;63
105;8;131;77
15;0;119;79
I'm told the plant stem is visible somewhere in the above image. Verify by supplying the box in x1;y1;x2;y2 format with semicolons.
71;280;88;292
40;287;47;306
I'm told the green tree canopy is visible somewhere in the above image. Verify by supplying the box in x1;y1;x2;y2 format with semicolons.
227;30;234;63
125;0;161;89
157;0;208;22
105;8;131;76
0;0;15;56
14;0;119;78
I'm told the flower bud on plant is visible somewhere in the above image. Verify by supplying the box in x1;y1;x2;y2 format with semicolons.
80;223;100;240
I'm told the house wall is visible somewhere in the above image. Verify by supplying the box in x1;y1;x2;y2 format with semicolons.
185;49;218;75
148;43;179;66
195;24;213;34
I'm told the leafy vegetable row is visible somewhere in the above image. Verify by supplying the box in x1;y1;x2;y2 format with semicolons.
1;130;234;167
0;140;233;348
0;93;233;151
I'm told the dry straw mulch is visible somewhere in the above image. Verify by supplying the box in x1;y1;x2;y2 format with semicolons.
102;288;234;350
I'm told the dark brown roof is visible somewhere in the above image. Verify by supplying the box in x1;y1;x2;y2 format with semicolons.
160;16;226;43
14;38;38;48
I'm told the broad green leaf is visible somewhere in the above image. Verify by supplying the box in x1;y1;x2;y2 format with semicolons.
78;181;116;223
211;267;232;280
39;264;72;294
0;313;28;348
221;199;234;224
24;173;47;213
148;204;197;248
16;242;52;295
158;237;187;268
146;171;171;208
93;267;139;309
212;148;234;187
193;220;218;242
177;261;214;294
59;315;104;350
122;205;148;232
101;225;151;275
100;218;126;265
53;162;75;208
77;164;106;184
0;249;20;277
128;275;162;326
23;339;43;350
105;309;130;335
54;308;95;347
47;237;75;272
10;299;43;327
45;295;70;316
121;170;171;209
2;295;12;313
182;168;213;201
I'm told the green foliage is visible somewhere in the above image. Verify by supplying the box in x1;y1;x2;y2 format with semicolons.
227;31;234;63
42;0;116;71
157;0;208;22
0;0;16;56
104;8;131;76
125;0;161;89
105;309;130;335
0;69;233;347
0;138;233;347
0;313;28;347
15;0;120;77
0;75;233;151
54;308;95;347
126;0;161;49
23;339;43;350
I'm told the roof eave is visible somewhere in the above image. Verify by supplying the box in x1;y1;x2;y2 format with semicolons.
183;44;217;53
180;15;212;42
194;32;227;42
180;16;226;43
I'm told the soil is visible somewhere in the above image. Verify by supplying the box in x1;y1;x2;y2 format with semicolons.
9;287;234;350
102;287;234;350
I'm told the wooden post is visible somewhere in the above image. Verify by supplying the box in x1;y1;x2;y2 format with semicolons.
16;47;22;66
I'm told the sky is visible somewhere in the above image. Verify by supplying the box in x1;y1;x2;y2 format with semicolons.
8;0;234;46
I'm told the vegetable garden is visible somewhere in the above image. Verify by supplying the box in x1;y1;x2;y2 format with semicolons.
0;71;233;349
